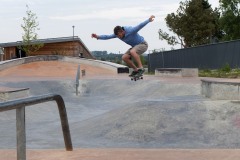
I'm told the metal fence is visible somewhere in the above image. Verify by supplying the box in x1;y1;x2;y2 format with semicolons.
148;40;240;72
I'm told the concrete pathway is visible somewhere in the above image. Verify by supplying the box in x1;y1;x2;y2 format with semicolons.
1;149;240;160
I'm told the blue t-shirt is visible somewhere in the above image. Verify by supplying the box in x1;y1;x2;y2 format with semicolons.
98;19;150;47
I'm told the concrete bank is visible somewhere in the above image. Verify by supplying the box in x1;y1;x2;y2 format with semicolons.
0;55;129;74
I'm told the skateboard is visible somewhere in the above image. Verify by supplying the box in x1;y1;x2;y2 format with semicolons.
130;73;143;81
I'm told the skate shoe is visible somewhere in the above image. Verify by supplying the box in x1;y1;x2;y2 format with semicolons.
137;68;145;75
129;70;139;77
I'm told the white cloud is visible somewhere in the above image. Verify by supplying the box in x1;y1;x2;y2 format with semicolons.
50;7;156;21
49;2;179;23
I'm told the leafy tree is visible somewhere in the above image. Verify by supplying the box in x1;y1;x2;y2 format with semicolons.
140;55;147;66
91;50;148;65
219;0;240;40
18;5;43;56
159;0;221;48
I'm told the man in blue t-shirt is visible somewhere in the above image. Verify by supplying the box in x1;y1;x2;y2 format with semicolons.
91;15;155;76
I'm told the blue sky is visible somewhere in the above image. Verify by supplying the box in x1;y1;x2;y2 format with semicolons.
0;0;219;53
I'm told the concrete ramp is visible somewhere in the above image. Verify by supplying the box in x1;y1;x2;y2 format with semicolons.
72;100;240;148
1;78;240;149
0;55;129;74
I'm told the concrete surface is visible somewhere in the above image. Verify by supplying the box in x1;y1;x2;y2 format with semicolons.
0;87;29;102
202;78;240;100
0;55;129;74
1;60;240;160
155;68;198;77
1;149;240;160
2;79;240;149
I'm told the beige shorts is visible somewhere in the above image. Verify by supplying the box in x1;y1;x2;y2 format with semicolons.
125;41;148;55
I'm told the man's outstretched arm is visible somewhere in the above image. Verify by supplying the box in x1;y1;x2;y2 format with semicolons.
91;33;116;40
131;15;155;33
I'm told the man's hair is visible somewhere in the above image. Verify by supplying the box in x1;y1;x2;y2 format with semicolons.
114;26;124;35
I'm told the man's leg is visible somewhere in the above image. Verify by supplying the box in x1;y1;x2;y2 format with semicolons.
130;42;148;70
122;53;138;71
130;42;148;75
129;48;143;69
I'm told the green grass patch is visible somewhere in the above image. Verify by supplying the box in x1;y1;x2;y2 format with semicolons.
199;64;240;78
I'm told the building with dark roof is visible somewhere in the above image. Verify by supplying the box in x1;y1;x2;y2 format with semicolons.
0;36;94;60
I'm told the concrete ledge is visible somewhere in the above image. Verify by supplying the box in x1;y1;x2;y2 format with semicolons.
201;79;240;100
155;68;198;77
0;87;29;102
0;55;129;74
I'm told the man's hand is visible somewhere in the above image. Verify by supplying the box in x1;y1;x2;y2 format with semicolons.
91;33;98;39
149;15;155;22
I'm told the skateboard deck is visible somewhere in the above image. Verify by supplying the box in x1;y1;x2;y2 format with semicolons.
130;74;143;81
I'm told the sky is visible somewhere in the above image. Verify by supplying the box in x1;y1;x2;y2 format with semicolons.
0;0;219;54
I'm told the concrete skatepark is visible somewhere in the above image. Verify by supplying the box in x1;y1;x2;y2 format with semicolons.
1;56;240;159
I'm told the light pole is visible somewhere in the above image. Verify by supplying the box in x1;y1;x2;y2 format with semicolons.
72;25;75;56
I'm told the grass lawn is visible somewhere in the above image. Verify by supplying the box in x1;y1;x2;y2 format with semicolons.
199;64;240;78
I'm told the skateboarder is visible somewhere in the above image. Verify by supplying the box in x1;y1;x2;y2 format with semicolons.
91;15;155;77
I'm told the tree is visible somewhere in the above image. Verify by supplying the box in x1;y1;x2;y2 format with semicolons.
159;0;221;48
219;0;240;41
18;5;43;56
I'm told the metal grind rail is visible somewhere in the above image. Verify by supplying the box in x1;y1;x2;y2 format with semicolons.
76;64;80;95
0;94;73;160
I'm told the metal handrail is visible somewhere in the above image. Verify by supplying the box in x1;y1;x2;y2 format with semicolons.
76;65;80;95
0;94;73;160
